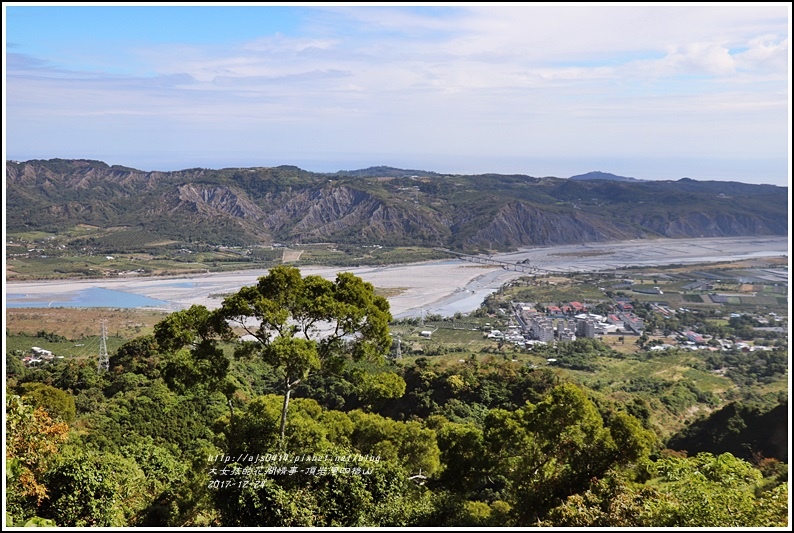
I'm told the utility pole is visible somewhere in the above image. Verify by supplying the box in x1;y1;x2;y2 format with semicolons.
98;320;109;371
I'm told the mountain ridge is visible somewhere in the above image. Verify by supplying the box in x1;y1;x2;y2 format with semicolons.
5;159;788;253
568;170;643;182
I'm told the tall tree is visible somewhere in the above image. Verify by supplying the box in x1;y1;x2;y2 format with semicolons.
5;395;69;525
154;304;231;394
217;265;392;446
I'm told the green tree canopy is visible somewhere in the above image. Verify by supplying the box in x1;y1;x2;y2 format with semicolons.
5;394;69;525
545;453;788;527
216;265;392;445
19;382;76;424
354;371;407;411
154;305;231;394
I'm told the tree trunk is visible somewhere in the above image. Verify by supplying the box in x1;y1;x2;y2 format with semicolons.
279;377;292;450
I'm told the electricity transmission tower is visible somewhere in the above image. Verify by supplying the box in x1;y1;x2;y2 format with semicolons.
98;320;109;371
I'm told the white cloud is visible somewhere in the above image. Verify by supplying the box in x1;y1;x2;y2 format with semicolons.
657;42;738;76
4;4;790;183
735;35;790;72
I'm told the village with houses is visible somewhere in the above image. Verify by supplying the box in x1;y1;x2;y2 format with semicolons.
392;258;787;371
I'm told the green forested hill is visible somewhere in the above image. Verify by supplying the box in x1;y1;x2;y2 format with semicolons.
667;400;789;462
5;267;788;527
7;340;788;527
5;159;788;252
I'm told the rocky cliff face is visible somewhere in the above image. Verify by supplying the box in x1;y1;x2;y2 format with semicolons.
5;159;788;252
176;184;267;220
264;186;451;245
634;211;788;238
463;201;647;248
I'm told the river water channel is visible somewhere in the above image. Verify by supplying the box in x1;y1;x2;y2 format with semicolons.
5;236;789;318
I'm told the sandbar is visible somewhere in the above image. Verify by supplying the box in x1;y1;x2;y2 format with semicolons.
5;236;789;318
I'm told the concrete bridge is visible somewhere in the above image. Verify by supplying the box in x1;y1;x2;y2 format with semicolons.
435;248;558;274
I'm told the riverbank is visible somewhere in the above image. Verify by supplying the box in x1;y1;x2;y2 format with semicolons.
5;236;789;318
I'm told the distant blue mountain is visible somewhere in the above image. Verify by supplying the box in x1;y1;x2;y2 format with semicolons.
568;171;643;182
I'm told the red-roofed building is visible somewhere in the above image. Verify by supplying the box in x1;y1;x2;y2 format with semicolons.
685;331;704;344
546;305;565;317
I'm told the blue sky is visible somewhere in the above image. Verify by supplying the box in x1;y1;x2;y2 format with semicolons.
3;3;791;185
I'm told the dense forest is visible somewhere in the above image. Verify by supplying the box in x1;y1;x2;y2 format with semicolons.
5;267;789;527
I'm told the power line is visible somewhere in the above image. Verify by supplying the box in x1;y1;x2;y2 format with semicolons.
97;320;109;371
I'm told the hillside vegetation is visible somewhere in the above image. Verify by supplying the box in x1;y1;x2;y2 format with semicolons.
5;265;788;527
6;159;787;254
